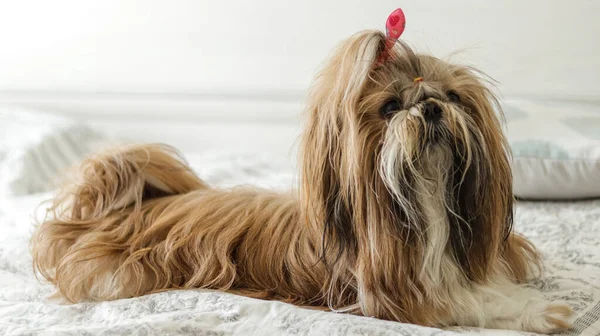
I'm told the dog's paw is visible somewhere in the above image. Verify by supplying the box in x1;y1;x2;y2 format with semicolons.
542;302;574;333
525;301;573;334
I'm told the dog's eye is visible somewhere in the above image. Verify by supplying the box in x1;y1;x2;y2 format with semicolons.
380;99;402;118
447;91;461;103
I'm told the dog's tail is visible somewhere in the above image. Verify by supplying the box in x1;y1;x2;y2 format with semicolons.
30;144;207;302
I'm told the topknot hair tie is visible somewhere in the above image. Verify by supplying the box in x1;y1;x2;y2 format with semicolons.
385;8;406;43
376;8;406;66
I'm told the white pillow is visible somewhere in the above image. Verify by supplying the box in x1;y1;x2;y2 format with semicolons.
504;100;600;199
0;105;107;196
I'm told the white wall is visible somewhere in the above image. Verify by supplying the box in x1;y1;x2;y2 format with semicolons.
0;1;598;152
1;0;598;99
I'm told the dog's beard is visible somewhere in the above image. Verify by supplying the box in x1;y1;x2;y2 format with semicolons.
379;101;476;214
379;101;490;281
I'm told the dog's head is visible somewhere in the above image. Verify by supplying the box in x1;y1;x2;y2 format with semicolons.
300;30;515;302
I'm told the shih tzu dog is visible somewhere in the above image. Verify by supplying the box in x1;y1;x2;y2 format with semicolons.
31;30;573;333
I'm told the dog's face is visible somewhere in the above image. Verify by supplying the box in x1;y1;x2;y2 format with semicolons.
301;30;515;303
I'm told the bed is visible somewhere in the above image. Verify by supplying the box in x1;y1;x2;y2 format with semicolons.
0;148;599;336
1;2;599;334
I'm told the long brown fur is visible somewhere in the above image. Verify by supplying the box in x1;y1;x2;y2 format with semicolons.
31;30;571;332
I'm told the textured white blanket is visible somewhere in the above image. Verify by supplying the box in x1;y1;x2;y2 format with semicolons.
0;152;599;336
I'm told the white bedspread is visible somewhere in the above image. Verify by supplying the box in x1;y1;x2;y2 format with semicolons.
0;152;599;336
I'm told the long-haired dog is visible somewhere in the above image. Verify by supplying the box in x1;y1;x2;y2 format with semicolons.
31;30;573;333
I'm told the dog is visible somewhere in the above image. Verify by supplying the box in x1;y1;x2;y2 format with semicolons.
31;30;573;333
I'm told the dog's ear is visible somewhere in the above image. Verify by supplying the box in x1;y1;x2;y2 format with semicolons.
466;88;541;281
444;76;532;282
299;31;386;264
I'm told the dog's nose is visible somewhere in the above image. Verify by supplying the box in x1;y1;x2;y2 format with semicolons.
423;102;442;121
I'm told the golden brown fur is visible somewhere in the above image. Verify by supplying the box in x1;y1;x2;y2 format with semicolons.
31;30;572;333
